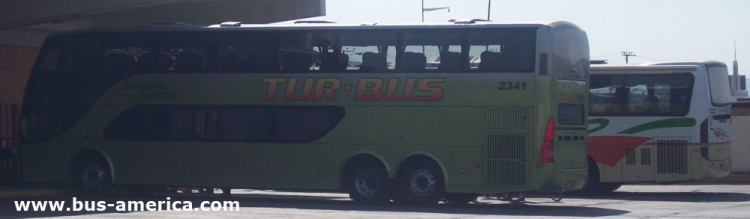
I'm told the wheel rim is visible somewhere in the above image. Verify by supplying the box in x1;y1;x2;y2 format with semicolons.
82;164;105;189
409;169;436;196
354;170;380;196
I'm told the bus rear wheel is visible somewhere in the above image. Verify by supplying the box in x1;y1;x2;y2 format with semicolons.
76;156;113;195
398;160;444;206
347;161;391;204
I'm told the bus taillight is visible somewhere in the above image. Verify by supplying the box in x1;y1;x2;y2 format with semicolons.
539;117;556;163
700;119;708;144
700;119;709;159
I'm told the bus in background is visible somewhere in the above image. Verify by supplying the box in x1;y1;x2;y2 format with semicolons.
583;61;732;193
19;20;589;204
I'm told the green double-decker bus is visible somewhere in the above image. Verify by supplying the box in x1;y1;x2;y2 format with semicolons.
20;20;590;205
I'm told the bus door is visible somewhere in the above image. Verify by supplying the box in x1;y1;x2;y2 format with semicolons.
653;137;691;182
620;143;655;182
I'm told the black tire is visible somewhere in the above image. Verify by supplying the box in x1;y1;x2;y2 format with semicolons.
347;161;392;204
443;193;478;204
398;160;445;206
579;158;601;195
600;183;622;192
75;156;113;195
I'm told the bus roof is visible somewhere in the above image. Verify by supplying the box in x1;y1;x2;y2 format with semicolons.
207;20;574;29
46;20;581;36
590;64;699;74
639;60;727;69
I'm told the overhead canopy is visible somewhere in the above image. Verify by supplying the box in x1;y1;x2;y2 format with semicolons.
0;0;326;30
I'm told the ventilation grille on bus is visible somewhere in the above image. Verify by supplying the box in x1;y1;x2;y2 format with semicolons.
488;134;526;159
487;134;526;186
657;140;688;174
488;160;525;186
539;53;548;75
641;148;651;165
486;108;529;129
558;103;585;126
626;149;636;165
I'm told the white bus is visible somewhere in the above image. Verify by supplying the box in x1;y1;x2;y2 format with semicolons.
583;61;732;193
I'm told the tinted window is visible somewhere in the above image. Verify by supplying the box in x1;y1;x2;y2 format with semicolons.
589;73;694;116
21;35;104;141
104;105;345;143
707;65;731;106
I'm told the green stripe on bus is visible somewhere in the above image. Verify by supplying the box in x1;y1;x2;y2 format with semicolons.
617;118;696;134
588;118;609;134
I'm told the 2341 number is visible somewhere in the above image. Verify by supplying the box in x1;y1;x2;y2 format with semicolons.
498;81;526;90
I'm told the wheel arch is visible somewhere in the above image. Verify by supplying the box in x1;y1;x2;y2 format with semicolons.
395;152;449;188
587;156;600;178
339;151;391;191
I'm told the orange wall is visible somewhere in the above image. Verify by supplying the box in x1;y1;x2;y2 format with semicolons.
0;45;39;104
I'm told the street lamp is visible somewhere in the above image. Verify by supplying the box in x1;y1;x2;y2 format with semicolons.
421;0;450;53
421;0;450;22
487;0;491;20
622;51;636;64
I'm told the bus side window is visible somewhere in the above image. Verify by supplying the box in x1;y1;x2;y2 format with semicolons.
359;52;387;72
103;53;138;75
282;52;313;73
245;53;277;73
319;53;348;72
174;52;208;73
642;86;660;113
401;52;426;72
478;51;502;71
438;51;466;72
607;86;630;114
670;88;690;114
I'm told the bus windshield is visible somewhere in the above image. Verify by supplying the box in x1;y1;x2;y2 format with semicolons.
707;64;731;106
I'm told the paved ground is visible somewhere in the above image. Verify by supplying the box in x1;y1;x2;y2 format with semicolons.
2;180;750;218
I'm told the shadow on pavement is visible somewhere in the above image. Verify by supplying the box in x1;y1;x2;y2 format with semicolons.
1;191;629;218
565;190;750;202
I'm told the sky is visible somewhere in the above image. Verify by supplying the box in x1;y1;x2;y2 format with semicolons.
294;0;750;76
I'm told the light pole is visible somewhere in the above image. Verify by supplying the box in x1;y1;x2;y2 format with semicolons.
487;0;491;20
421;0;450;22
622;51;636;64
421;0;450;53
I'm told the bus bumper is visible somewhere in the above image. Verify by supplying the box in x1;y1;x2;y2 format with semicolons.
704;159;731;178
535;165;588;192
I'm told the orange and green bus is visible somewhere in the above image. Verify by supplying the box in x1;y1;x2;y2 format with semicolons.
20;20;590;205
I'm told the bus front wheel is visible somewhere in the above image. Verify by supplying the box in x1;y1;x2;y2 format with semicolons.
76;156;113;195
347;161;391;204
398;160;445;205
